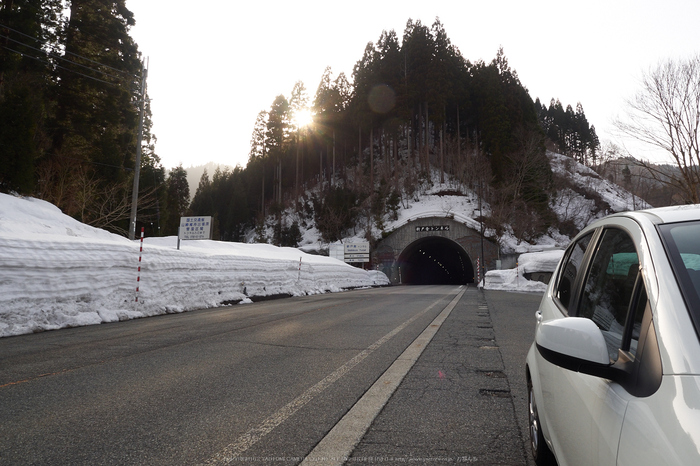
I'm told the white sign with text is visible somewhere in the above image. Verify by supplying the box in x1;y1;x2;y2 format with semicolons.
179;216;212;240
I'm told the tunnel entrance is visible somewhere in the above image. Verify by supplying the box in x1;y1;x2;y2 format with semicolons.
398;237;474;285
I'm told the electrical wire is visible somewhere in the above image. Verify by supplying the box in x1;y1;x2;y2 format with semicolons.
2;44;133;88
0;32;133;83
0;22;139;80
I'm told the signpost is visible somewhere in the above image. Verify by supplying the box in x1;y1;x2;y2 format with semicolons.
329;241;370;264
329;243;345;261
177;216;213;249
344;242;369;264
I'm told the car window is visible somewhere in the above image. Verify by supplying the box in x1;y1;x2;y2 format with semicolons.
555;232;594;312
577;228;639;362
658;220;700;340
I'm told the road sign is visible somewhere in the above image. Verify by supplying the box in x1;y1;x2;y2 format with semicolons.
329;244;345;261
179;216;212;241
345;256;370;263
344;242;369;254
345;253;370;260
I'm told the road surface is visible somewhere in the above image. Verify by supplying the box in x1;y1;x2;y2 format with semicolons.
0;286;542;465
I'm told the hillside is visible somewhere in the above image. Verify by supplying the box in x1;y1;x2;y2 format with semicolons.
0;151;644;337
252;151;647;256
185;162;235;201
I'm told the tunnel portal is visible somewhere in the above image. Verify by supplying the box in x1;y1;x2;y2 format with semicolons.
398;237;474;285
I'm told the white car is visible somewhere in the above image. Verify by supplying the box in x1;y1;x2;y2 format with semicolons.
526;205;700;465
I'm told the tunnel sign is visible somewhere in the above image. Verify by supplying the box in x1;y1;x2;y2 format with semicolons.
415;225;450;232
343;242;370;263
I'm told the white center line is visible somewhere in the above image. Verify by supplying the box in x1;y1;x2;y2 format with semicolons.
299;287;466;466
205;287;462;465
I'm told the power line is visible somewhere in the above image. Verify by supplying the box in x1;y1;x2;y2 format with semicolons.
2;44;135;88
0;32;132;83
0;22;139;80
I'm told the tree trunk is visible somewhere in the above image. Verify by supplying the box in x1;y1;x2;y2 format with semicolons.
440;123;444;184
425;102;430;174
370;127;374;189
457;106;461;160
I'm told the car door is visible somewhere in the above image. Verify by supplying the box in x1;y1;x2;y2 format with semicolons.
537;223;649;466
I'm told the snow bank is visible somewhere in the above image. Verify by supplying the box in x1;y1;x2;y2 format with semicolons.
484;249;564;293
0;194;388;338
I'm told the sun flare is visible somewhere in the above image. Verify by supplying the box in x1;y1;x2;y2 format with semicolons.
294;108;313;128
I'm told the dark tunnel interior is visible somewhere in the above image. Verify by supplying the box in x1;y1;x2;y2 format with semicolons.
398;237;474;285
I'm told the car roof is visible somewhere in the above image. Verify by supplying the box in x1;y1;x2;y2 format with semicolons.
612;204;700;225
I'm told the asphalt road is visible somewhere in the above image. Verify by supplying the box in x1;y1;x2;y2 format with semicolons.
0;286;543;465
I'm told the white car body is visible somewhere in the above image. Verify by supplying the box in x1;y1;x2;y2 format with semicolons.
526;206;700;465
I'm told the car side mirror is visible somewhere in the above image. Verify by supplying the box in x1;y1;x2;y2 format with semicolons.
536;317;619;380
536;317;610;364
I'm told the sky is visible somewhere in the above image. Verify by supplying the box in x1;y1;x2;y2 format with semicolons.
125;0;700;171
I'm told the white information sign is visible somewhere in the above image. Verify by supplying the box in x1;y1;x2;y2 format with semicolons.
345;255;370;263
344;242;370;254
179;216;212;240
329;244;345;261
344;242;369;263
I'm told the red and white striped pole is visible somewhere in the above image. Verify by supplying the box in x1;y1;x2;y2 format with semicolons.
477;257;481;288
136;227;144;302
298;257;302;281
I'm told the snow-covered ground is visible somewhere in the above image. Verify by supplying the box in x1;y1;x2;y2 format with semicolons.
1;152;647;338
482;153;647;292
484;250;564;293
0;194;388;338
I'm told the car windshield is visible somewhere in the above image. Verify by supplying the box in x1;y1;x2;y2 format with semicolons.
658;220;700;338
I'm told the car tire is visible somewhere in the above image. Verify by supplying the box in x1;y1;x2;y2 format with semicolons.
528;376;557;465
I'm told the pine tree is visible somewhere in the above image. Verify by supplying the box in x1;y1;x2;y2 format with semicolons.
189;169;214;216
0;0;64;194
164;165;190;236
51;0;143;204
248;110;268;163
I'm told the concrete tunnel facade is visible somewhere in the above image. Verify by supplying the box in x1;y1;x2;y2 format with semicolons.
373;217;499;285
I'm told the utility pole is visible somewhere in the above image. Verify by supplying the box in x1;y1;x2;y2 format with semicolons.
129;58;148;240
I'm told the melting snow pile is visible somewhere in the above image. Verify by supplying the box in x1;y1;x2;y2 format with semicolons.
0;194;388;338
484;250;565;292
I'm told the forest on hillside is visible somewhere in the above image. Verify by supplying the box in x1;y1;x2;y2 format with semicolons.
0;0;162;237
189;19;602;245
1;1;603;244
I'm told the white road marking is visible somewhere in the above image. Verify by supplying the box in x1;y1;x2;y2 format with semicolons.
300;287;467;466
205;287;463;465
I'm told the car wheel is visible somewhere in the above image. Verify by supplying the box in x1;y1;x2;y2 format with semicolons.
528;377;556;465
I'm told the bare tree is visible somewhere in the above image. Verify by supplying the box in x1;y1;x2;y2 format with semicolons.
615;55;700;203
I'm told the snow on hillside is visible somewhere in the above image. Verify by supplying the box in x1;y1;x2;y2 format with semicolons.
0;194;388;338
484;152;649;290
0;152;648;337
548;151;650;231
262;152;647;293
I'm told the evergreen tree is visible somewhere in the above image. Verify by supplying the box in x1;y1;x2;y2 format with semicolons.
53;0;141;173
47;0;143;224
189;169;214;216
164;165;189;236
266;95;290;157
227;166;249;242
248;110;268;163
0;0;64;194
